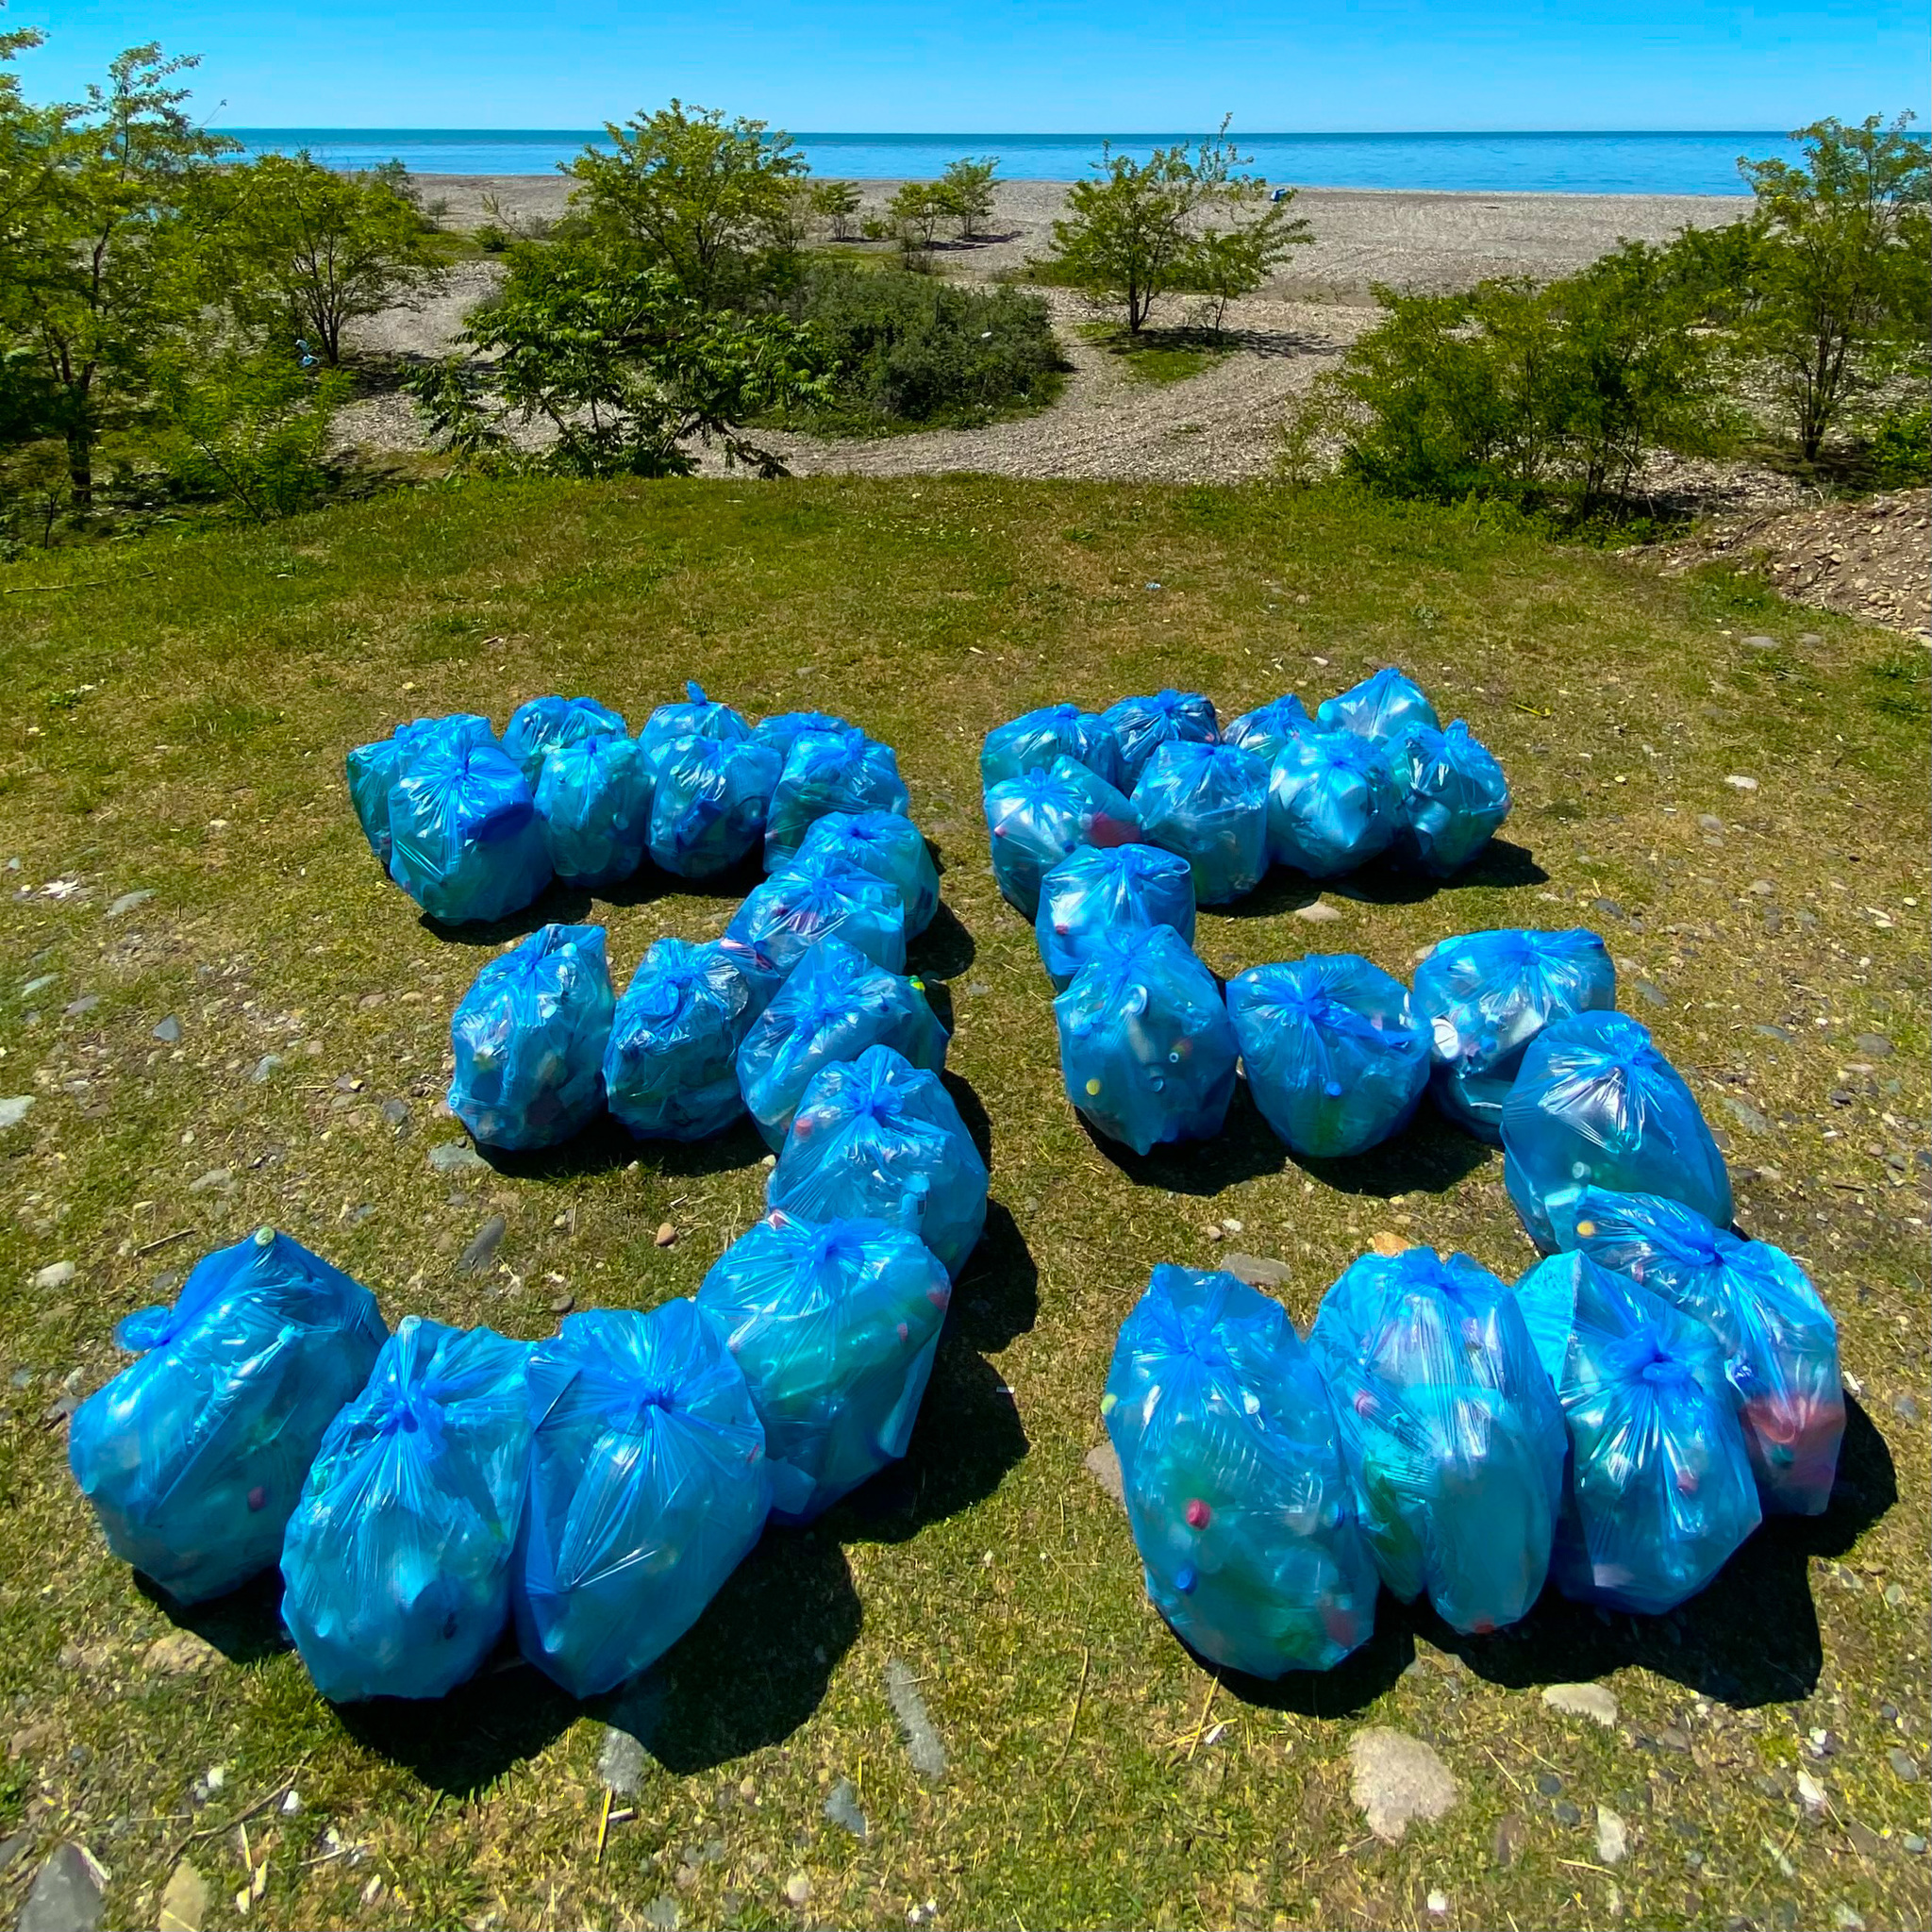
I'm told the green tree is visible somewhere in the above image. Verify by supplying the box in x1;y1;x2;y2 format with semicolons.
887;180;948;251
935;157;998;241
564;101;807;307
809;178;861;241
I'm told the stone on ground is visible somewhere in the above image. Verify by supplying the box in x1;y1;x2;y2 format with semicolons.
1348;1728;1460;1842
17;1843;105;1932
1541;1681;1619;1727
158;1860;209;1932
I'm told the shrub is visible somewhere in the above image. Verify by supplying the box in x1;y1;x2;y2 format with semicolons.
1866;402;1930;486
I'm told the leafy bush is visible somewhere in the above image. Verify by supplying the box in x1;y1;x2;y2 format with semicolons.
1866;402;1930;486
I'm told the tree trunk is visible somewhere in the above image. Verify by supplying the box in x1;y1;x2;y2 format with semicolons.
66;431;93;511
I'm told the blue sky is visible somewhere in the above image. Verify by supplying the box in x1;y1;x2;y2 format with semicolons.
14;0;1928;129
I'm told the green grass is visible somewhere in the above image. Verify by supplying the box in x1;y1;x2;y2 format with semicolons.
0;477;1927;1932
1079;324;1236;385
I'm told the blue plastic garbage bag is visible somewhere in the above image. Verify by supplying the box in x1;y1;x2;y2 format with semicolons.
1266;729;1402;877
511;1302;772;1699
1316;667;1440;744
696;1208;951;1523
984;757;1141;919
638;681;751;756
1502;1010;1733;1252
1104;1265;1379;1677
1101;690;1220;788
725;863;908;978
1228;955;1429;1159
1056;925;1237;1156
767;1045;989;1279
1515;1252;1760;1614
1035;842;1196;991
1224;692;1317;764
281;1317;531;1703
980;703;1125;791
1132;740;1271;906
533;734;652;888
766;727;911;868
737;936;949;1150
448;924;614;1151
752;709;855;759
1412;928;1616;1144
347;715;494;868
604;939;762;1141
68;1227;386;1605
1387;721;1510;875
796;811;939;939
1561;1189;1842;1516
503;696;627;791
646;733;783;879
1307;1247;1566;1634
388;739;553;925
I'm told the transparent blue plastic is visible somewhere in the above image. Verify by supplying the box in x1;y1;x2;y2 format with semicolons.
979;704;1125;791
1104;1266;1379;1678
281;1318;531;1703
1265;729;1403;877
1034;843;1197;992
1223;692;1317;764
1227;954;1430;1159
502;696;628;790
1411;928;1617;1144
1132;740;1271;906
533;734;652;888
1502;1010;1733;1252
767;1045;990;1279
795;811;940;939
637;681;752;755
1561;1188;1843;1516
605;938;763;1141
724;863;908;979
645;733;783;879
765;727;911;868
349;712;498;870
387;739;552;925
751;710;856;759
448;924;614;1152
1315;667;1441;744
1387;721;1510;875
1307;1247;1567;1634
1101;690;1221;788
68;1228;386;1605
1056;925;1238;1156
1515;1252;1761;1615
696;1208;952;1523
983;757;1141;919
736;936;949;1150
512;1302;772;1699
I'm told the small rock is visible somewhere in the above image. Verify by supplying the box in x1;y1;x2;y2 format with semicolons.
279;1790;301;1816
158;1859;209;1932
1347;1727;1459;1842
1754;1024;1794;1041
249;1055;281;1084
31;1262;75;1292
1634;980;1668;1009
1294;899;1343;924
1797;1772;1826;1811
17;1843;105;1932
1724;774;1759;792
1535;1772;1563;1797
1833;1907;1867;1932
106;890;155;918
598;1724;649;1796
823;1777;867;1840
1426;1891;1449;1916
1596;1806;1628;1865
966;981;990;996
1222;1252;1291;1289
1855;1033;1894;1059
656;1223;677;1248
1845;1818;1884;1857
428;1141;487;1174
0;1832;29;1873
1368;1231;1406;1258
1542;1681;1619;1727
0;1096;34;1129
1741;634;1778;650
784;1871;812;1907
1083;1441;1124;1508
458;1214;507;1274
641;1899;679;1931
1593;897;1624;920
152;1015;182;1044
1904;1833;1927;1855
1553;1799;1583;1826
1491;1810;1529;1868
884;1659;946;1778
1697;813;1724;833
1887;1748;1920;1783
1886;1582;1907;1607
1723;1097;1770;1134
187;1168;232;1195
1657;1726;1691;1754
379;1098;410;1131
63;996;100;1018
549;1291;574;1315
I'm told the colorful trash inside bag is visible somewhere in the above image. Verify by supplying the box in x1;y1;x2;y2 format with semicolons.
638;680;751;755
696;1208;951;1523
646;732;783;879
1561;1188;1842;1515
767;1044;989;1279
1224;692;1317;763
1102;690;1220;788
752;709;855;759
1265;728;1402;877
387;738;552;924
605;938;763;1141
980;703;1125;791
736;936;949;1150
68;1228;386;1605
1411;927;1616;1144
1502;1010;1732;1252
346;714;493;867
766;726;911;867
511;1302;772;1699
1315;667;1440;744
1056;924;1237;1156
1104;1265;1378;1677
534;734;652;888
1307;1247;1566;1634
983;757;1140;919
725;862;908;978
448;924;614;1151
1132;740;1271;906
502;695;627;790
1515;1252;1760;1614
796;810;940;939
1387;721;1510;876
1035;842;1196;991
1228;954;1430;1159
281;1317;531;1703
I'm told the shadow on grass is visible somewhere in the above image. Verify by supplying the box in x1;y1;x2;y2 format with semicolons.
908;901;976;980
1200;1603;1416;1720
1079;1080;1290;1197
946;1199;1038;1351
478;1112;769;1185
416;853;758;949
138;1569;291;1666
1293;1107;1494;1201
1329;838;1550;907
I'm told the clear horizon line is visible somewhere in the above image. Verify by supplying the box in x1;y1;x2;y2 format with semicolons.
218;124;1799;138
